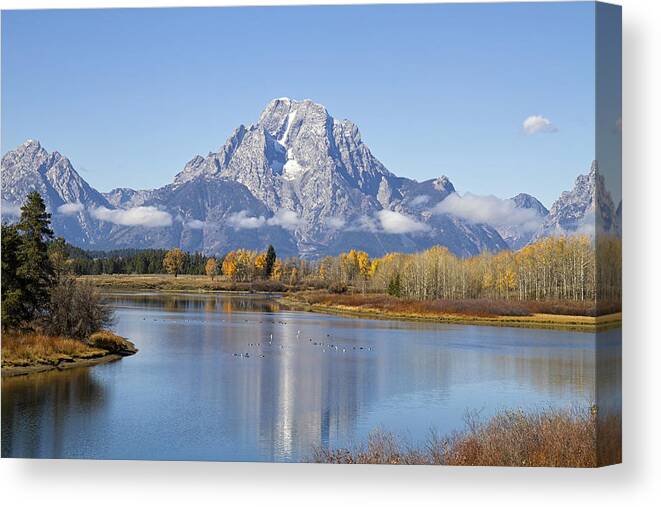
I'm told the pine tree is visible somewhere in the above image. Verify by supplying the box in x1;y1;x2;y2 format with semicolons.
264;245;276;278
387;273;402;298
15;192;54;322
1;223;26;329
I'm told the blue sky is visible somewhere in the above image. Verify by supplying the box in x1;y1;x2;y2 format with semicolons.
1;2;596;207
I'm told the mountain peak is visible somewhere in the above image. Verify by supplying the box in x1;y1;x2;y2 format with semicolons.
13;138;46;157
433;175;455;193
23;138;41;148
538;160;618;238
510;193;549;215
258;97;330;143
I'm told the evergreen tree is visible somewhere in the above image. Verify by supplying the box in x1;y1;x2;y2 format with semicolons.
48;237;70;282
264;245;277;278
16;192;54;321
387;273;402;298
1;223;26;329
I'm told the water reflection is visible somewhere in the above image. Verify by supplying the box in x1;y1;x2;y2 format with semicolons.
2;293;621;462
2;368;106;458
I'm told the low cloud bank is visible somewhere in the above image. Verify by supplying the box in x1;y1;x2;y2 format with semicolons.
325;216;346;230
227;209;304;231
377;210;430;234
185;219;205;229
433;193;543;232
409;195;431;207
57;202;84;215
90;206;173;227
346;210;429;235
1;200;21;217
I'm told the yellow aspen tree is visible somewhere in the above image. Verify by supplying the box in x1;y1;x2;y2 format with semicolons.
222;251;238;281
163;248;186;277
205;258;218;280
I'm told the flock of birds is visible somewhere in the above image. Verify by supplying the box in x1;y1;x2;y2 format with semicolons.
141;315;374;360
232;329;374;359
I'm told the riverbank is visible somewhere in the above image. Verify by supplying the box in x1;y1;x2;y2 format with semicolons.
283;292;622;331
79;274;286;293
1;331;137;377
311;407;621;467
81;275;621;331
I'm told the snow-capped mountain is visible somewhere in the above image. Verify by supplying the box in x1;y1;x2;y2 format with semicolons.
1;98;619;258
495;193;549;250
537;161;620;239
0;139;115;246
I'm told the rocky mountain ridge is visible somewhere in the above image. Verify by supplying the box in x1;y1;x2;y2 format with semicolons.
1;99;619;258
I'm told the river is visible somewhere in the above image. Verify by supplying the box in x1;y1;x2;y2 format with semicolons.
1;292;621;461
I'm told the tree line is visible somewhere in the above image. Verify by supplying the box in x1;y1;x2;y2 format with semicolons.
63;246;217;276
315;236;621;304
2;192;621;314
199;236;620;306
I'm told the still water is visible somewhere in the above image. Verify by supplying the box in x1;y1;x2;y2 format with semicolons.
2;292;621;461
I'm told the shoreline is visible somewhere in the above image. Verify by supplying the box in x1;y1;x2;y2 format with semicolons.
280;297;622;332
1;331;138;378
82;275;621;332
2;353;124;378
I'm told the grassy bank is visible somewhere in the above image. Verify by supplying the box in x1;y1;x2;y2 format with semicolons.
80;275;621;331
79;274;286;293
312;407;621;467
2;331;137;377
284;291;621;331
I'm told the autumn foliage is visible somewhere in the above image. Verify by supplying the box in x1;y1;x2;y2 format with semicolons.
312;407;621;467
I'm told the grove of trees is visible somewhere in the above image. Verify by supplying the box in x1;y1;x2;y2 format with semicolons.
1;192;112;337
61;246;219;276
313;237;621;305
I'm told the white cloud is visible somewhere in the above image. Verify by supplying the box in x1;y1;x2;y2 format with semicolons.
325;216;346;230
351;215;379;233
409;195;431;207
523;115;558;135
57;202;84;215
377;210;430;234
433;193;543;232
1;200;21;217
267;209;304;230
227;210;266;229
90;206;173;227
226;209;303;231
186;219;205;229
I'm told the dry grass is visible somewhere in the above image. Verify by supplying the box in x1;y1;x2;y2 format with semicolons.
312;407;621;467
88;331;137;355
1;333;106;367
80;274;286;293
293;292;616;318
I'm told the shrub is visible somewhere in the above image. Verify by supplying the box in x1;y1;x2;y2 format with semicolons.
44;278;114;340
311;407;621;467
328;282;348;294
